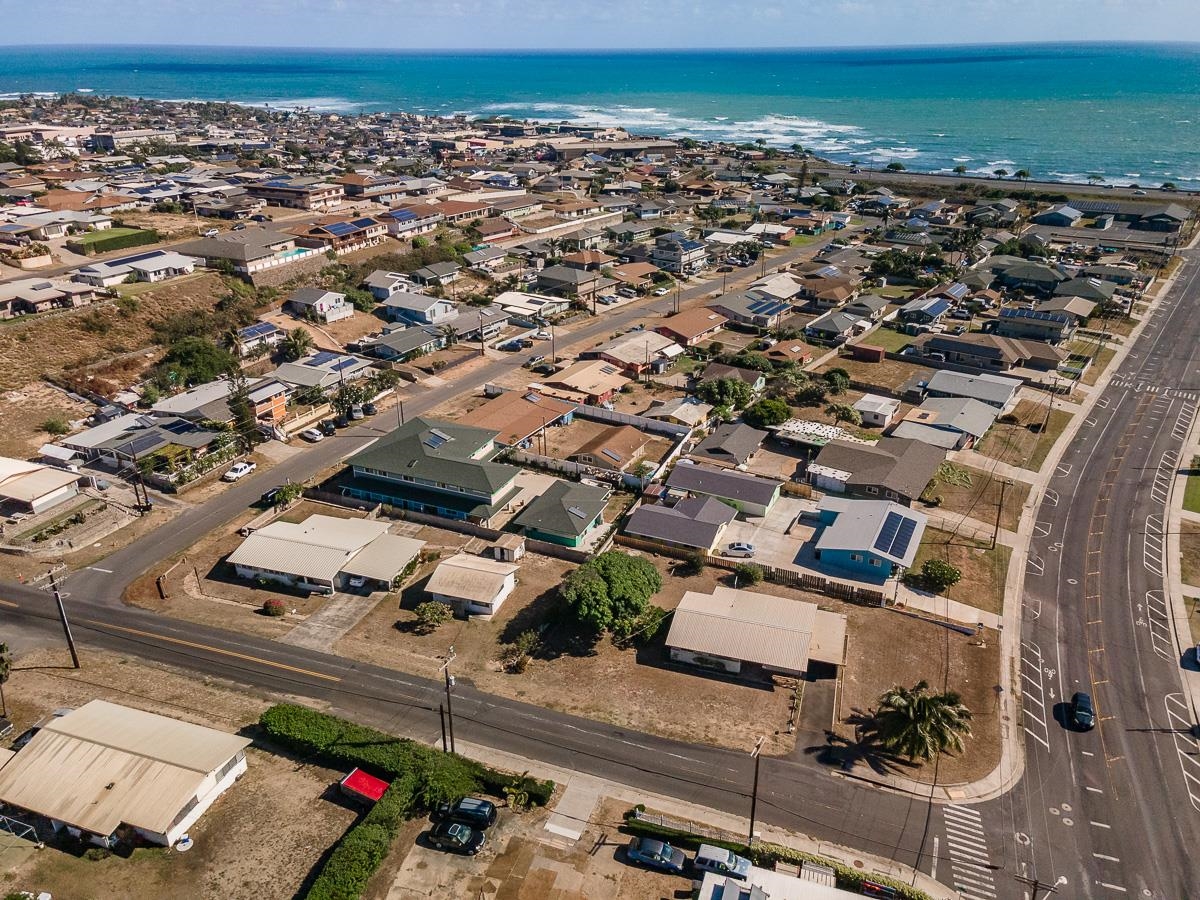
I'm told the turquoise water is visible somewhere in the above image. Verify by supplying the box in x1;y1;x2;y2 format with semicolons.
2;43;1199;186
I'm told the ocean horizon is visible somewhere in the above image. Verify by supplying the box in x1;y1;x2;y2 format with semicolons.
2;42;1199;187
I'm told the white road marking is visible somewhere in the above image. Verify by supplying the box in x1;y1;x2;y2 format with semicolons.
1020;640;1051;751
1094;853;1120;861
1143;590;1174;661
1091;821;1111;829
1163;693;1200;812
1085;785;1104;794
941;805;997;900
1097;883;1127;893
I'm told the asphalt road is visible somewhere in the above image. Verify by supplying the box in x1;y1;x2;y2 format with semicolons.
950;247;1200;900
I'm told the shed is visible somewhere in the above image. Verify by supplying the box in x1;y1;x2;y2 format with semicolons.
340;768;390;805
491;533;527;562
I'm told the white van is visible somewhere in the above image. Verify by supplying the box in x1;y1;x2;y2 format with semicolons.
693;844;751;880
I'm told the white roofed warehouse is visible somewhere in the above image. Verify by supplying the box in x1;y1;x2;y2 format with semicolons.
0;700;251;848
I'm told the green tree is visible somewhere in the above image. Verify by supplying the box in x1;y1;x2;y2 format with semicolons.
733;562;764;585
695;377;753;410
560;565;614;632
742;397;791;429
825;403;861;427
794;382;828;406
952;165;967;176
345;287;376;312
560;552;662;633
280;327;314;361
156;337;236;387
332;383;366;416
993;168;1009;179
41;417;70;436
225;368;262;449
730;350;773;373
414;601;452;633
823;370;850;396
872;680;973;761
920;558;962;592
885;162;906;172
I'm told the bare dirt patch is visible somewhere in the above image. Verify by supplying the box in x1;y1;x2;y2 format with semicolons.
835;606;1002;786
257;307;382;352
336;550;803;755
910;527;1012;616
816;355;926;393
919;464;1031;533
975;398;1072;470
0;381;93;459
0;648;357;900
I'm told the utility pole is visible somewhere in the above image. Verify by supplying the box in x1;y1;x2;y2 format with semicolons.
1014;874;1066;900
441;646;457;754
747;735;766;847
992;478;1010;550
43;569;80;669
438;704;448;753
478;310;486;357
396;396;405;428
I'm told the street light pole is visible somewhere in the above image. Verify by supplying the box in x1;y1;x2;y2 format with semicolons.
747;735;766;847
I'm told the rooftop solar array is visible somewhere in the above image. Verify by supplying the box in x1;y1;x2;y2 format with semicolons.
874;511;918;560
324;221;357;237
305;351;339;367
746;297;791;316
1000;307;1070;323
239;321;279;339
601;449;623;462
351;217;377;229
331;357;359;372
567;505;588;519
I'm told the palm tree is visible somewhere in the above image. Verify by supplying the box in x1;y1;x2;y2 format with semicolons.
222;327;244;360
280;327;314;361
1013;168;1031;188
993;168;1009;179
871;680;973;762
952;165;967;176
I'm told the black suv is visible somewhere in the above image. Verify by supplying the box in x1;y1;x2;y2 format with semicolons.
1071;692;1096;731
435;797;498;830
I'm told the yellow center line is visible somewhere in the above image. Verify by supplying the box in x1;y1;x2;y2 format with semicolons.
81;619;341;683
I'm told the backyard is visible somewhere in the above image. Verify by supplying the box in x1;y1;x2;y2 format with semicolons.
974;398;1073;470
909;527;1012;616
919;463;1031;532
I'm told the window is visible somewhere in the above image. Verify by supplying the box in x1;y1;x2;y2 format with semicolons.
865;486;879;495
850;553;862;562
869;558;881;567
886;490;898;500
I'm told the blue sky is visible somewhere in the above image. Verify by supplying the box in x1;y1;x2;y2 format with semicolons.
6;0;1199;48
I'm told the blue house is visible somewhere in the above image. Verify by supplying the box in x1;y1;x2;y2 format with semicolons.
813;497;927;581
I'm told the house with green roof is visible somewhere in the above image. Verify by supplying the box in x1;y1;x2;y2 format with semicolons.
512;479;610;547
344;417;522;525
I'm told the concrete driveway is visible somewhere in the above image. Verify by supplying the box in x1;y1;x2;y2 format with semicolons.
718;495;815;567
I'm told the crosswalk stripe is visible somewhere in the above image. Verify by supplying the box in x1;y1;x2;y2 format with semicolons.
944;834;989;856
944;820;986;838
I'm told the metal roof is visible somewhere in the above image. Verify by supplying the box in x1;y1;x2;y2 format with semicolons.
666;587;847;673
426;554;518;604
0;700;250;838
816;497;927;568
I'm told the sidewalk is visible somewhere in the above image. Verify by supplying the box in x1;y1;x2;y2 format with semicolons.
945;448;1038;484
452;738;958;900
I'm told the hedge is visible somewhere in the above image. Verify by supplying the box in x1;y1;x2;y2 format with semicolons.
259;703;554;807
66;228;160;256
622;812;932;900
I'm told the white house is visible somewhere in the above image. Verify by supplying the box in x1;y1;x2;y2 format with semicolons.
426;553;518;617
284;287;353;324
0;700;251;848
0;456;80;514
852;394;902;428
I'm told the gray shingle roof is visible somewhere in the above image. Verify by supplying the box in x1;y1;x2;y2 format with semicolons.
513;479;609;539
624;496;736;549
667;464;781;507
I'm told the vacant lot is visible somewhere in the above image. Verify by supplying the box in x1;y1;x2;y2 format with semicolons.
975;398;1072;470
836;605;1001;786
0;648;356;900
919;463;1031;533
0;272;229;392
910;527;1012;615
337;550;806;755
816;355;924;393
0;381;93;459
864;326;915;353
256;307;381;352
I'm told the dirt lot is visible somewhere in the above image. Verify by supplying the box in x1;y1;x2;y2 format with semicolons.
0;648;357;900
974;398;1073;470
0;381;93;459
538;417;672;465
816;355;926;393
337;550;804;755
0;271;229;392
115;210;219;240
385;796;684;900
257;307;383;352
918;464;1031;533
910;527;1012;616
835;605;1002;786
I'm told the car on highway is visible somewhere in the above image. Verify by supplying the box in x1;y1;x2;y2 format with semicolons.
625;837;686;874
299;428;324;442
426;821;486;855
435;797;498;830
222;461;257;482
724;542;756;558
1070;691;1096;730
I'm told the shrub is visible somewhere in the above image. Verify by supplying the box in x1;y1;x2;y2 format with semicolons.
41;417;70;436
262;598;287;617
414;600;452;632
67;227;159;256
919;558;962;592
733;562;765;585
680;550;707;576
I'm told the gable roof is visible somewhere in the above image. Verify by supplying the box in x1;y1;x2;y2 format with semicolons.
812;437;944;498
624;495;736;549
348;417;519;494
667;463;781;507
691;423;767;466
816;497;927;567
460;389;577;446
513;479;609;538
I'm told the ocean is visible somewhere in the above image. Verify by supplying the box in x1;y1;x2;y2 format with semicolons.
2;42;1199;187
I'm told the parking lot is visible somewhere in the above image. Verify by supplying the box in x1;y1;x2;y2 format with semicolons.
386;798;686;899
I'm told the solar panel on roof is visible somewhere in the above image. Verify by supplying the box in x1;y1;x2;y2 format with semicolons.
891;518;917;559
306;351;339;366
600;365;618;375
351;217;377;228
874;512;902;554
239;321;277;339
423;432;448;450
523;393;542;403
332;357;359;372
567;505;588;519
325;222;356;237
601;449;622;462
124;433;163;456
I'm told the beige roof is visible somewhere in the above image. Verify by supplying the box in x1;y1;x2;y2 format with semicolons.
340;534;425;581
666;587;847;673
0;700;250;837
542;359;629;399
227;514;391;583
460;389;577;446
0;457;78;503
426;553;518;604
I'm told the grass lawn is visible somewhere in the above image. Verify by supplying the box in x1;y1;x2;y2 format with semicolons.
789;234;820;246
671;354;705;376
1181;521;1200;587
975;398;1072;470
877;285;916;300
1184;457;1200;514
920;464;1031;532
1081;346;1117;386
1187;597;1200;646
911;527;1012;615
863;326;913;352
73;226;146;247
